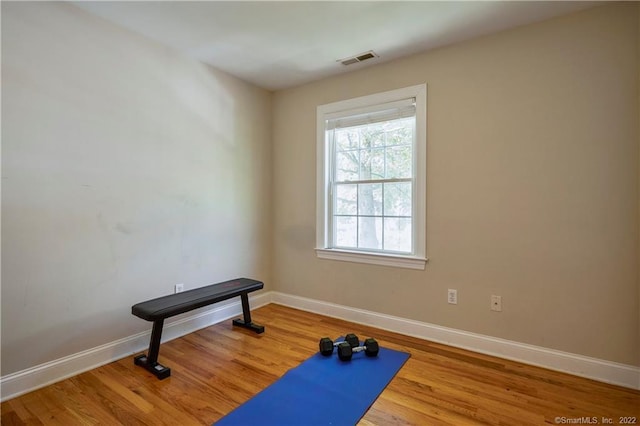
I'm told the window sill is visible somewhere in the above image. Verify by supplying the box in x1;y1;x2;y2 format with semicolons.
315;248;427;270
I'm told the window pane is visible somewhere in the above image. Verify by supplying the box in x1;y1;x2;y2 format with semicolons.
384;182;412;217
386;145;412;179
361;124;385;148
335;216;357;248
335;184;357;215
336;151;358;181
384;118;414;146
359;148;384;180
384;218;412;252
358;217;382;250
335;129;359;151
358;183;382;216
371;128;386;148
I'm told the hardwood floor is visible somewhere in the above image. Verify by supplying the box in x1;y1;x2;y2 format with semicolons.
2;304;639;425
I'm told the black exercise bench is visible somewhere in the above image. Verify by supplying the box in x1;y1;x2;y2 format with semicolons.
131;277;264;379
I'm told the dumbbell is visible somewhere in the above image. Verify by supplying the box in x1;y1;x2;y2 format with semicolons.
318;333;359;356
337;338;379;361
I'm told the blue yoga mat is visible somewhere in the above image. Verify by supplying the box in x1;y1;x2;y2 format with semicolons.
215;339;410;426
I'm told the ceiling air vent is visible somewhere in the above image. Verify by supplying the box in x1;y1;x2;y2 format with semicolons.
338;50;379;66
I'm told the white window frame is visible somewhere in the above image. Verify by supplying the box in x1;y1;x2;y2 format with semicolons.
316;84;427;270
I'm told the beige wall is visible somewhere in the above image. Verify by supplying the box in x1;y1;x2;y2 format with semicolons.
1;2;272;375
273;3;639;365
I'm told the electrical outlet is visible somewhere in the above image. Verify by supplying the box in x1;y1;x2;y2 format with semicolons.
447;289;458;305
175;283;184;294
491;295;502;312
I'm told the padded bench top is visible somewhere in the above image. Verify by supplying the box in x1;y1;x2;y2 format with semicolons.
132;278;263;321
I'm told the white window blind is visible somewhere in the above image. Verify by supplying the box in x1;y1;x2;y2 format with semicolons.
325;98;416;130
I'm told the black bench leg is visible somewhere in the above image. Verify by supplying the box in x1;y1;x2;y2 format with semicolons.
134;319;171;380
232;293;264;334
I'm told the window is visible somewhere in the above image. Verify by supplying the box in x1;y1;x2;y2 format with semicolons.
316;84;427;269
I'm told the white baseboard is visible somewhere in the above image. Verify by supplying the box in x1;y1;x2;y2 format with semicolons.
3;290;638;402
271;291;640;390
0;291;273;402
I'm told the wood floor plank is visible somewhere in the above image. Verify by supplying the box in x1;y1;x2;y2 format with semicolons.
2;304;638;425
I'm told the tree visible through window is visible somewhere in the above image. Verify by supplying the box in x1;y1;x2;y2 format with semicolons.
332;117;414;253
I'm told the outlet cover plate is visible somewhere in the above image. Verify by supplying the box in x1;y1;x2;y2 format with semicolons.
491;295;502;311
448;289;458;305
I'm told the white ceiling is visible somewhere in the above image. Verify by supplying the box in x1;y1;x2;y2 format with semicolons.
72;1;599;91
